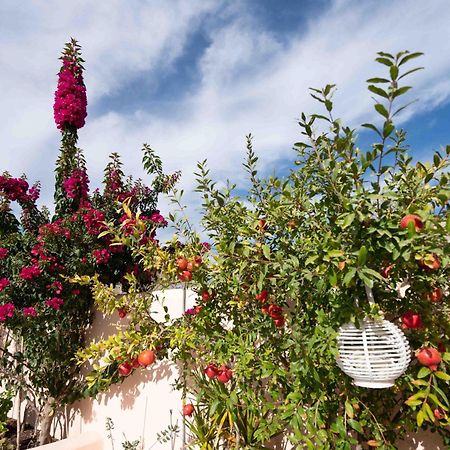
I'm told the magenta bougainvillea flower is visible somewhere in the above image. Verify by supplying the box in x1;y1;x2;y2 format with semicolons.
23;307;38;317
92;248;111;265
0;278;10;292
19;264;42;280
53;58;87;130
63;169;89;200
0;303;15;321
46;297;64;310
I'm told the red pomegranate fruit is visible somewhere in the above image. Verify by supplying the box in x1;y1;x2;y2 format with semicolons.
416;347;441;371
204;364;218;379
183;404;194;416
401;311;423;329
400;214;424;232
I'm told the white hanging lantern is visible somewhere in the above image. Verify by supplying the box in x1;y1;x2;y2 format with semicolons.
336;319;411;388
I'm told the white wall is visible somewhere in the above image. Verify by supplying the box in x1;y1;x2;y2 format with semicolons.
68;288;197;450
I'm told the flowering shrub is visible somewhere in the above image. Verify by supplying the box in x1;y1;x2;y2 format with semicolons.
84;51;450;449
0;40;177;445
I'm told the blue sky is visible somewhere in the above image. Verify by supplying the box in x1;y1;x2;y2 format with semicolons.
1;0;449;231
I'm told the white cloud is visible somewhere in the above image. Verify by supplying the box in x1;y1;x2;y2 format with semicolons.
1;0;450;234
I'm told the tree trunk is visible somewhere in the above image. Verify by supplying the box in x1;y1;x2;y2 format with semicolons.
39;397;55;446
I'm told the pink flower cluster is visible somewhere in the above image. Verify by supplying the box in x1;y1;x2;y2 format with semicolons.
46;297;64;310
93;248;110;265
49;281;63;295
63;169;89;200
0;278;10;292
39;220;71;239
53;58;87;130
0;303;15;321
0;176;29;201
82;207;106;235
107;169;123;193
149;211;167;226
19;264;42;280
0;248;8;259
23;307;37;317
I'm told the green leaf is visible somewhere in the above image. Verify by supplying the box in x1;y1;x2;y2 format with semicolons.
361;123;382;137
375;57;393;67
398;52;424;66
348;419;363;433
434;371;450;381
343;268;356;286
345;400;354;419
416;410;425;427
262;245;271;260
341;212;356;229
329;271;338;287
366;77;390;84
417;367;431;378
374;103;389;118
390;65;399;80
357;246;368;266
368;85;389;99
328;250;345;258
393;86;412;98
398;66;424;80
357;270;373;288
383;121;395;138
423;402;435;422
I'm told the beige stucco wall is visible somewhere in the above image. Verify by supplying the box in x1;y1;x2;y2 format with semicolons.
67;288;197;450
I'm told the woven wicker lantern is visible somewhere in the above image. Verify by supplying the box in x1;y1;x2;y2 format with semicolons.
336;318;411;388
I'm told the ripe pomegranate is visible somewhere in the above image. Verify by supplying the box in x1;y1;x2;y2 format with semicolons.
204;364;218;379
274;317;285;328
268;304;283;319
401;311;423;329
418;254;441;272
416;347;441;371
400;214;424;232
186;261;194;272
131;358;140;369
255;290;268;302
183;404;194;416
117;307;127;319
138;350;156;367
118;362;132;377
261;304;270;314
217;365;232;383
201;290;211;302
178;270;192;282
193;255;202;267
176;257;188;270
426;287;443;303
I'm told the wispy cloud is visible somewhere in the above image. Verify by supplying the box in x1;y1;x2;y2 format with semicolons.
1;0;450;232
